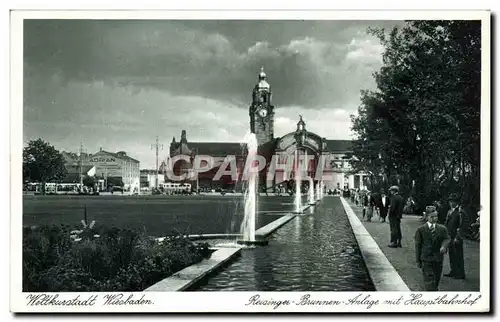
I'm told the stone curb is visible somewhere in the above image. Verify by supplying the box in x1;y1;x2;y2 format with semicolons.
254;202;315;237
340;197;410;292
144;247;242;292
255;214;297;237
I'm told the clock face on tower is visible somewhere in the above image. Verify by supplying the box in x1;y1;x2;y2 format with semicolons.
257;107;268;118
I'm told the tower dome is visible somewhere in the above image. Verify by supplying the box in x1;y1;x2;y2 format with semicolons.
259;66;267;80
257;66;270;90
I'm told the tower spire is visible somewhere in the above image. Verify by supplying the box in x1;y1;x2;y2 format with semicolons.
297;115;306;131
259;66;267;80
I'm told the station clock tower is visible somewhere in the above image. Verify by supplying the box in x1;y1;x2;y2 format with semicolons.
249;67;275;146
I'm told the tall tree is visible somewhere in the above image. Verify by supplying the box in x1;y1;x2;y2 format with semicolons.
351;20;481;215
23;139;67;194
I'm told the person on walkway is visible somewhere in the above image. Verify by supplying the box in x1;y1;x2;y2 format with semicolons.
444;193;466;279
388;185;404;248
362;191;369;220
379;190;389;223
366;192;375;222
466;206;480;241
414;206;451;291
371;191;381;220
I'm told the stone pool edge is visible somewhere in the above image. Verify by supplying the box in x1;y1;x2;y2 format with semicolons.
340;197;410;292
147;207;309;291
144;247;242;292
255;213;298;237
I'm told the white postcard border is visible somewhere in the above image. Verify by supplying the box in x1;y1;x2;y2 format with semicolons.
10;9;491;313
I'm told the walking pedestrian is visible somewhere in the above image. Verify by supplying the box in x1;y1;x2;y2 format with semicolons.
414;206;451;291
467;206;480;241
444;193;466;279
388;185;404;248
366;192;375;222
362;191;369;220
379;190;389;223
371;191;381;220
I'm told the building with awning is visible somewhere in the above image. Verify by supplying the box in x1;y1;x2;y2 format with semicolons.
62;148;140;192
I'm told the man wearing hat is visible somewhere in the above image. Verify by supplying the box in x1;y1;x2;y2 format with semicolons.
388;185;404;248
444;193;466;279
414;206;451;291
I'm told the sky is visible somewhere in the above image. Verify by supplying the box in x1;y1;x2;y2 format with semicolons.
23;19;402;168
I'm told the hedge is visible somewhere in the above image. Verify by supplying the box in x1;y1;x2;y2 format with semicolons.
23;224;212;292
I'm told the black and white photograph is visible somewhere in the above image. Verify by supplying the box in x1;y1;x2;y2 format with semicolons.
10;10;490;313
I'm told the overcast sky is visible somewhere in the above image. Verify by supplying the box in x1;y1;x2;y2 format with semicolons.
23;19;402;168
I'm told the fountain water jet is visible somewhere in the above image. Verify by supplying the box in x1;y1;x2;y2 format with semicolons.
308;177;315;205
294;149;302;213
237;132;268;246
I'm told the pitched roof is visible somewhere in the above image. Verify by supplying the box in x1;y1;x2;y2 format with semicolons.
61;151;77;161
325;140;353;153
62;150;140;164
140;169;158;174
65;165;95;175
170;139;352;155
171;142;245;156
97;150;140;163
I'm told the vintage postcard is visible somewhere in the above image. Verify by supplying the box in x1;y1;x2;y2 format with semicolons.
10;10;490;313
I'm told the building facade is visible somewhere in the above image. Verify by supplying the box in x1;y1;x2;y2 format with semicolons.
62;149;140;192
140;169;165;189
169;68;366;192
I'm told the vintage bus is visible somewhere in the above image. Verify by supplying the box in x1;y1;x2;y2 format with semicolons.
160;182;192;195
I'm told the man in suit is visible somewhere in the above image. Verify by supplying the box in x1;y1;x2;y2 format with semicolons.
379;190;389;223
388;185;404;248
370;191;381;220
444;193;466;279
362;191;369;220
415;206;451;291
366;192;375;222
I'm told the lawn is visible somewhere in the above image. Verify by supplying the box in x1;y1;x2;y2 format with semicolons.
23;195;305;237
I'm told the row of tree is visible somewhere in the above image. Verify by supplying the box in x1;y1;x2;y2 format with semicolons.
23;138;124;194
350;21;481;221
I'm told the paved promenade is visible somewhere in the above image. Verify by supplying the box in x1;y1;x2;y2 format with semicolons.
345;198;480;291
